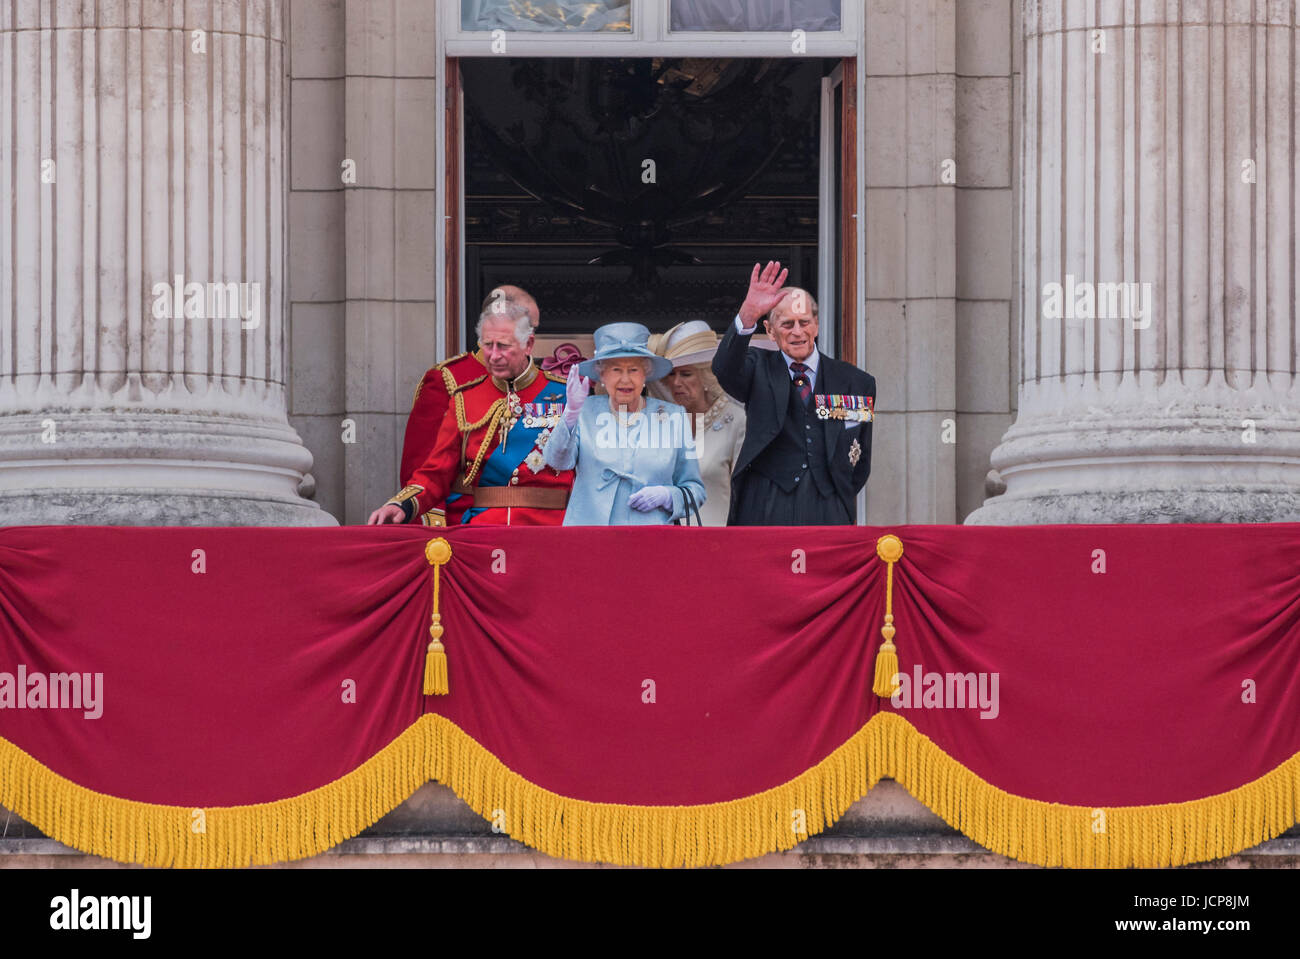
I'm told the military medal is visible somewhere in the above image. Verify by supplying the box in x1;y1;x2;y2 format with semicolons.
522;402;563;429
816;394;874;423
849;438;862;466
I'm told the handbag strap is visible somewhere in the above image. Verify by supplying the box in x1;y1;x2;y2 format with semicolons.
675;485;703;527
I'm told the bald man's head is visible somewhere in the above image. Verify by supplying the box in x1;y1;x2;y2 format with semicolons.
481;285;540;329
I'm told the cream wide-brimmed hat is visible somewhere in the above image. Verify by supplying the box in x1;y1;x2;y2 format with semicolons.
648;321;720;368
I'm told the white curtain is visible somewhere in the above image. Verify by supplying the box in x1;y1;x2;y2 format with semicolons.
670;0;841;31
461;0;633;32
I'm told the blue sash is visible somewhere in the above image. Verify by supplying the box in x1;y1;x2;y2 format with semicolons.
462;380;566;524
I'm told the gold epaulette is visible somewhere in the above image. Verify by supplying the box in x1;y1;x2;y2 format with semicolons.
434;351;470;370
542;369;567;384
442;351;491;393
411;355;465;411
443;366;488;395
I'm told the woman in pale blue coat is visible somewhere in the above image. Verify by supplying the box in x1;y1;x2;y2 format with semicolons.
544;322;706;526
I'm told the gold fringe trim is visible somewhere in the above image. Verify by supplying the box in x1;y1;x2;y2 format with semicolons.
3;713;1298;868
0;722;434;869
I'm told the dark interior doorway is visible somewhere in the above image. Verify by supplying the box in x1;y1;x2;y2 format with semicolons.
460;57;839;345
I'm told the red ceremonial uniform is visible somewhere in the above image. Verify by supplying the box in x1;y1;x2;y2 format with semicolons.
400;351;488;525
386;362;574;527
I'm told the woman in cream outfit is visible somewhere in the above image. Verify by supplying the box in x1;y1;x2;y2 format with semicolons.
649;322;747;527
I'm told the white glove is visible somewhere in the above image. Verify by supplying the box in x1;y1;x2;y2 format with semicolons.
628;485;673;513
563;366;591;427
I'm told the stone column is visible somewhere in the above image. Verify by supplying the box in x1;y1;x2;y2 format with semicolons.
0;0;332;525
969;0;1300;524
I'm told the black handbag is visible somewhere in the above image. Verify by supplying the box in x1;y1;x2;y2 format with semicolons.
674;486;703;527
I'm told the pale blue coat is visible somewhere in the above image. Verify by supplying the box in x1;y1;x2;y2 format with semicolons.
543;395;707;526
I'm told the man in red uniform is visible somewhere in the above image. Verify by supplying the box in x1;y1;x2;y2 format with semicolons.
369;303;573;527
398;285;540;524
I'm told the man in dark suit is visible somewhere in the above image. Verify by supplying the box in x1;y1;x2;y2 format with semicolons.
712;261;875;525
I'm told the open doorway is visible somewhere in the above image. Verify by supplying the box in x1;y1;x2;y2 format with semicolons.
451;56;853;361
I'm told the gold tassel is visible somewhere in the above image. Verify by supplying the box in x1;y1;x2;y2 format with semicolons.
424;538;453;695
872;629;899;698
425;634;449;696
872;535;905;698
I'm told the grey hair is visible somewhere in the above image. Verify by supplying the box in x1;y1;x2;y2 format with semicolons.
476;304;533;349
593;357;653;378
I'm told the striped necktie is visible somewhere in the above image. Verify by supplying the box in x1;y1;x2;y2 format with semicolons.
790;362;812;406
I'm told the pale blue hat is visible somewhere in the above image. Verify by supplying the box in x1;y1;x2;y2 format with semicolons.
577;322;674;382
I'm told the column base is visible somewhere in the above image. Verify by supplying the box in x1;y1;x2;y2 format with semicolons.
966;486;1300;525
0;408;338;527
0;488;337;527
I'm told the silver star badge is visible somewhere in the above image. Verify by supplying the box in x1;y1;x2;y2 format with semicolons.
848;438;862;467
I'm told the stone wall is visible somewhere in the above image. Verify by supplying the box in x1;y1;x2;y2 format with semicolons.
861;0;1019;524
286;0;440;524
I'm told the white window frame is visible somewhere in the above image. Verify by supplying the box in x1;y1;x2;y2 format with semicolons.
817;61;844;360
443;1;860;57
436;1;867;377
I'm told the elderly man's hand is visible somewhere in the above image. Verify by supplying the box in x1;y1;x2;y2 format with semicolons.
738;260;790;327
628;486;673;513
367;504;407;525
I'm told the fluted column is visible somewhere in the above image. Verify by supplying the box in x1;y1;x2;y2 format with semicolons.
970;0;1300;524
0;0;331;525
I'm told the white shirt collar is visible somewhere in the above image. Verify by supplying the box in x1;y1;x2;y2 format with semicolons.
781;349;819;381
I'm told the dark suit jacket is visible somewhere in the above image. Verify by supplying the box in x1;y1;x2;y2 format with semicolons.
712;322;875;523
